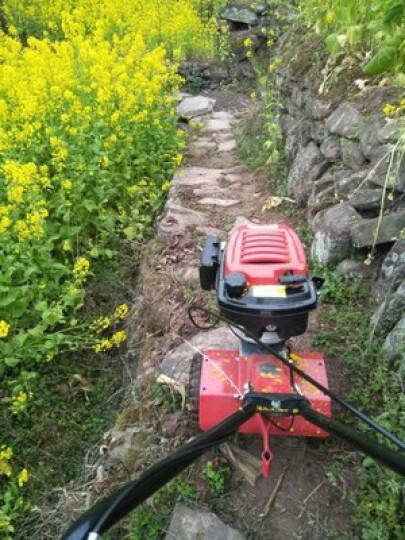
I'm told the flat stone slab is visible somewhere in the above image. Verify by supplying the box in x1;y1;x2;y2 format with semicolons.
203;119;232;133
212;111;235;122
198;197;241;207
177;95;216;119
172;167;224;187
159;328;239;384
165;504;244;540
193;186;227;197
188;140;217;158
219;5;259;26
351;212;405;248
219;139;237;152
158;201;206;237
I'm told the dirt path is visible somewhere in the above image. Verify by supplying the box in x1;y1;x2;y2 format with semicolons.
135;91;355;539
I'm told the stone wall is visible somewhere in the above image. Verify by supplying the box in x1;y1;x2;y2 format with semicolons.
275;69;405;375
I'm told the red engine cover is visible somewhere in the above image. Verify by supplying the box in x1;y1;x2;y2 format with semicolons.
224;223;308;286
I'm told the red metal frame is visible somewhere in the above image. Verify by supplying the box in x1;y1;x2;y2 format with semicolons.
198;349;331;477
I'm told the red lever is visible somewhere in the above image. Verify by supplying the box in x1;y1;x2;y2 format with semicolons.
258;415;274;478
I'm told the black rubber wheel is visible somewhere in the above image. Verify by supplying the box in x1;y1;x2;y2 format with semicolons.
188;353;202;432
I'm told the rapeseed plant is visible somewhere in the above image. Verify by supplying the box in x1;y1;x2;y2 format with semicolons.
0;1;224;534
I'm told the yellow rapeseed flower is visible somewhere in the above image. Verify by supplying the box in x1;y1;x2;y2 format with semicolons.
111;330;127;347
73;257;90;280
18;468;29;487
382;103;397;117
243;37;252;48
113;304;129;320
0;320;10;338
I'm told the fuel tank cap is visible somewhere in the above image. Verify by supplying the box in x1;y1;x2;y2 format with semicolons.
225;272;247;299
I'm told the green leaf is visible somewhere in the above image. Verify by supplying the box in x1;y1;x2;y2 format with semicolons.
363;45;397;75
384;2;405;25
83;199;97;212
123;225;136;239
4;356;20;367
325;34;341;55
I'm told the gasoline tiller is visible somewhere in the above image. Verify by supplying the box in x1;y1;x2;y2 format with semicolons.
63;223;405;540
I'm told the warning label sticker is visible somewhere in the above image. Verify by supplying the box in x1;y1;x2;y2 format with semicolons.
251;285;286;298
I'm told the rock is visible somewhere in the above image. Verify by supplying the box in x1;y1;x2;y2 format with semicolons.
359;115;384;159
198;197;240;208
219;139;237;152
372;281;405;334
384;315;405;378
310;121;329;143
368;144;405;192
335;169;369;196
213;111;235;122
159;411;185;438
172;167;223;187
165;504;244;540
336;259;373;279
341;140;365;171
158;201;207;237
177;96;215;119
326;102;363;138
284;119;312;163
308;185;337;216
311;171;336;194
348;188;385;211
102;425;152;469
219;6;259;26
351;211;405;248
374;239;405;299
203;119;232;133
359;115;384;158
320;136;341;162
291;87;307;109
188;140;217;158
287;142;329;206
159;328;239;384
279;113;296;135
378;119;403;144
305;98;332;120
311;202;360;266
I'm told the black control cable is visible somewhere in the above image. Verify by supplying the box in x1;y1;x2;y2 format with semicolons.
62;403;256;539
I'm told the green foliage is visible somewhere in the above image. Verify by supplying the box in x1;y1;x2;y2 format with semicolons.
301;0;405;76
201;460;231;497
149;382;183;413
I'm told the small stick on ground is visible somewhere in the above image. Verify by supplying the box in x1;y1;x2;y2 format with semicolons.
259;465;288;518
298;479;327;519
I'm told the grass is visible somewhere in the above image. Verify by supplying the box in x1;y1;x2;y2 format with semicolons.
309;264;405;540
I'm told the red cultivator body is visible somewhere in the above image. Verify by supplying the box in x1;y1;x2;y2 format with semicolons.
64;226;405;540
191;223;331;477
